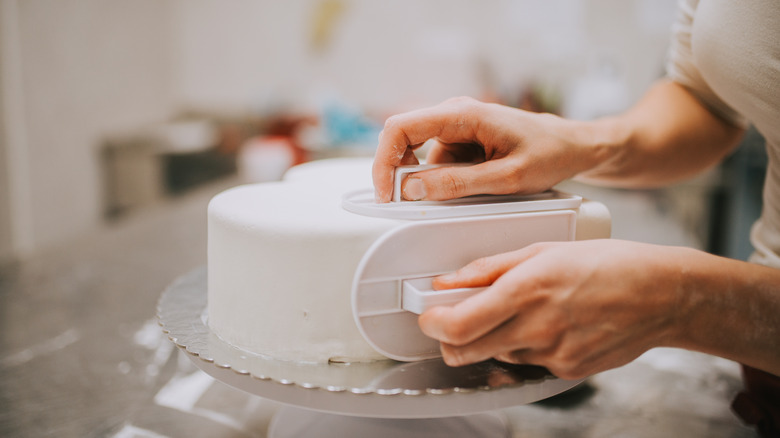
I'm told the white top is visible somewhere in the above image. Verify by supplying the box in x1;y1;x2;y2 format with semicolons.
667;0;780;268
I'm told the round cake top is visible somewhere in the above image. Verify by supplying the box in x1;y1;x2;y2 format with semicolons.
283;157;374;188
208;180;401;236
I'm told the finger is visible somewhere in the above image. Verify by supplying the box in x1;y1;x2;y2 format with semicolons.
493;349;533;365
400;158;528;201
426;140;486;165
432;248;536;290
400;145;420;166
419;249;542;347
373;99;489;202
441;315;560;367
372;145;414;203
438;315;538;367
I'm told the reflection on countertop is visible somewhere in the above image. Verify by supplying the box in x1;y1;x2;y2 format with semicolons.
0;175;756;437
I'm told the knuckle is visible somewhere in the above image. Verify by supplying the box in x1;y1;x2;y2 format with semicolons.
444;95;476;106
497;350;526;364
381;115;412;153
525;241;554;255
525;325;556;346
383;114;401;131
441;320;471;345
382;116;408;141
545;351;585;380
493;352;516;364
543;359;569;379
440;172;469;198
505;165;528;191
444;96;483;122
440;344;467;367
549;365;585;381
546;365;569;379
468;256;494;272
445;256;496;287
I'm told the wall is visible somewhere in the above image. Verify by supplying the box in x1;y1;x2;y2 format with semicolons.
0;0;32;262
0;0;177;259
0;0;679;260
171;0;678;115
0;80;11;263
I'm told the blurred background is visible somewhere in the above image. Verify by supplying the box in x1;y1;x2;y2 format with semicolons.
0;0;766;264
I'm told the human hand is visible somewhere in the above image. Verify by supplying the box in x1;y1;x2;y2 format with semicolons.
418;239;686;379
372;97;603;203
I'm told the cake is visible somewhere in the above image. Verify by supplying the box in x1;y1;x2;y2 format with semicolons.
207;158;402;363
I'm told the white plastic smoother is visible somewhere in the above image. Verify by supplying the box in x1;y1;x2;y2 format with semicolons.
342;189;583;221
351;210;579;362
402;278;487;315
342;163;584;220
348;164;612;362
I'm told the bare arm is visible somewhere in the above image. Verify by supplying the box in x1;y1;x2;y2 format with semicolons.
578;79;745;187
670;248;780;376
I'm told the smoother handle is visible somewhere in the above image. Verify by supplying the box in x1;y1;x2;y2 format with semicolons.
402;277;487;314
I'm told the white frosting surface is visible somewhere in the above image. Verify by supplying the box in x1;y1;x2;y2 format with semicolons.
208;159;401;363
283;157;374;188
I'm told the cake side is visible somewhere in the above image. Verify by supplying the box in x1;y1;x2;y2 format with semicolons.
207;181;400;363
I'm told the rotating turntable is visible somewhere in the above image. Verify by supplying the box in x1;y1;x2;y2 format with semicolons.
158;163;610;436
158;268;584;437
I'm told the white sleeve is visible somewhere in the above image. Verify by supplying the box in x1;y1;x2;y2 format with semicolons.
665;0;748;128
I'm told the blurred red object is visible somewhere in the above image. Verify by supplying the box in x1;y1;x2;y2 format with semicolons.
238;135;305;183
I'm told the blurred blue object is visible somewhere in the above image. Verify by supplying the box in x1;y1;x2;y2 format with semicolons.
321;102;381;148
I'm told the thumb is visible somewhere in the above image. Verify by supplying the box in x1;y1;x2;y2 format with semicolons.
400;160;519;201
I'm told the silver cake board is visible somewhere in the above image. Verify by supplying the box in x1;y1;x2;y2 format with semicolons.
157;268;583;435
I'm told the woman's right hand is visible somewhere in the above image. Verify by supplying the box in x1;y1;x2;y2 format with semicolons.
372;96;608;203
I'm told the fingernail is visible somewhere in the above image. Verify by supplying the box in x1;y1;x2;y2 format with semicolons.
403;177;426;201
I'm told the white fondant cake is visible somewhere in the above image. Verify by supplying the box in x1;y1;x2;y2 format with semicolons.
208;157;611;364
207;158;401;363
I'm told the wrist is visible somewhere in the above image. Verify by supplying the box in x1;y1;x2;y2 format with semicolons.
659;247;708;349
662;250;780;374
570;115;633;184
634;245;698;349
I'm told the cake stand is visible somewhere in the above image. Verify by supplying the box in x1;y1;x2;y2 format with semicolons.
158;268;584;437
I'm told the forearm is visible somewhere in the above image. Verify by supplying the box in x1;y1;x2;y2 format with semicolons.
665;248;780;375
576;79;745;188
